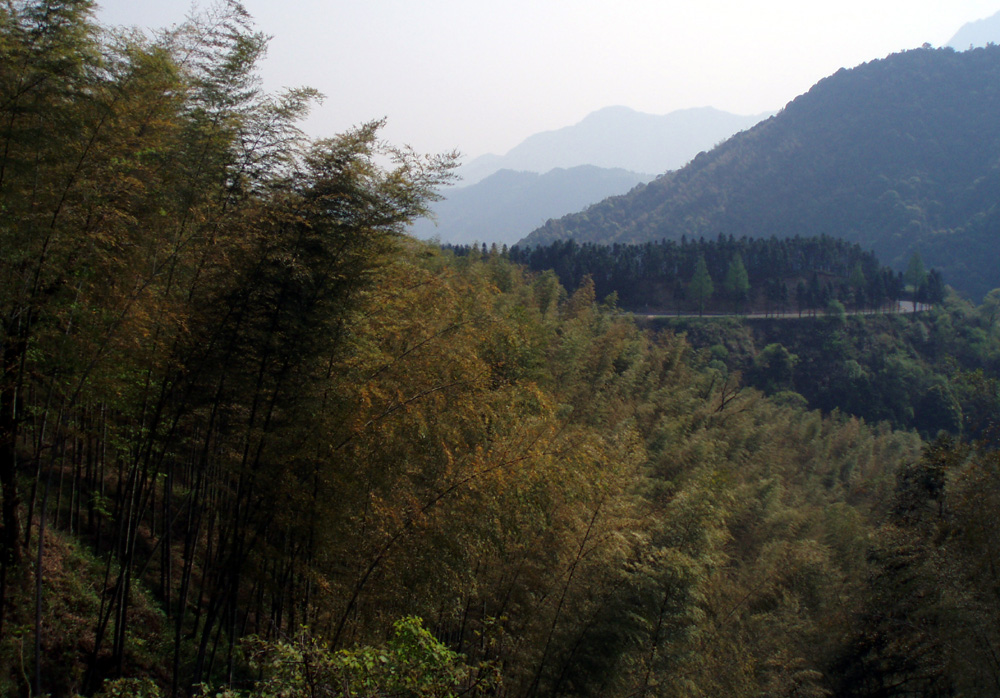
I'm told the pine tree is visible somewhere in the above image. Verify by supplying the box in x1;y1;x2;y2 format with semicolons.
723;254;750;313
905;251;927;296
689;255;714;316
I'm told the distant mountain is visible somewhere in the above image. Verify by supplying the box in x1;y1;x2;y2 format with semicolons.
947;10;1000;49
410;165;651;247
457;106;769;186
519;46;1000;300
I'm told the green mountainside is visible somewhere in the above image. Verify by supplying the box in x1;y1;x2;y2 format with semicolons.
520;46;1000;300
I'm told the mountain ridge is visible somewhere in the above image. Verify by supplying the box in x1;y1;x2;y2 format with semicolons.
457;105;770;186
947;9;1000;49
410;164;651;246
519;45;1000;300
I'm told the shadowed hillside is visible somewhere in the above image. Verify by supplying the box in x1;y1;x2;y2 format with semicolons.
521;46;1000;300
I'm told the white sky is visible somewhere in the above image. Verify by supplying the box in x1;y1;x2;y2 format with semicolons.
94;1;1000;161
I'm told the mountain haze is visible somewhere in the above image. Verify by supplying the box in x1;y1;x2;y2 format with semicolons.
520;46;1000;300
947;9;1000;49
457;106;769;186
410;165;650;246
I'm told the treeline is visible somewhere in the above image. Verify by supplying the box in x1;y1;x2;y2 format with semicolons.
452;236;944;315
4;3;1000;698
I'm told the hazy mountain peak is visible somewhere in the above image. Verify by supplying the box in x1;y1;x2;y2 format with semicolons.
947;9;1000;49
574;104;638;124
409;165;651;247
456;106;770;186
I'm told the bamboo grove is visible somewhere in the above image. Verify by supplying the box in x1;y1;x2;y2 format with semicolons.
4;2;1000;697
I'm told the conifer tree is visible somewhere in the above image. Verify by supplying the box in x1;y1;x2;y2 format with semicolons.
689;255;714;316
906;251;927;295
723;254;750;313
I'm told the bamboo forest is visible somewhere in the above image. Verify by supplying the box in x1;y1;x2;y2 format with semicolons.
2;2;1000;697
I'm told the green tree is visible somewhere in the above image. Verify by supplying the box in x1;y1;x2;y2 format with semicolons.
924;269;945;304
749;343;799;393
905;251;927;296
849;262;867;309
241;617;493;698
981;289;1000;326
723;254;750;313
689;254;714;316
849;262;867;290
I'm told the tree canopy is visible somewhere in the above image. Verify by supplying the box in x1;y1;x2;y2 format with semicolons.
3;4;1000;698
498;234;911;315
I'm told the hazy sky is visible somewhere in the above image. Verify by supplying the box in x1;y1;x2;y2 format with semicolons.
95;1;1000;161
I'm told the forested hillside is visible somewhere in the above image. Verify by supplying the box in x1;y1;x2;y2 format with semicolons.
520;45;1000;301
648;292;1000;435
473;237;972;436
500;235;943;315
3;3;1000;698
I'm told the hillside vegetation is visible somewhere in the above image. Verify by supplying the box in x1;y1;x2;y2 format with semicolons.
474;237;981;437
501;235;940;315
4;3;1000;698
521;45;1000;300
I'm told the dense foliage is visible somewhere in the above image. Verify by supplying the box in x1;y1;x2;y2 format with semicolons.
646;290;998;435
3;4;1000;698
520;44;1000;301
497;236;940;314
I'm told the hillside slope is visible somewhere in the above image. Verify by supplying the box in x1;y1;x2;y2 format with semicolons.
409;165;650;246
520;46;1000;300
